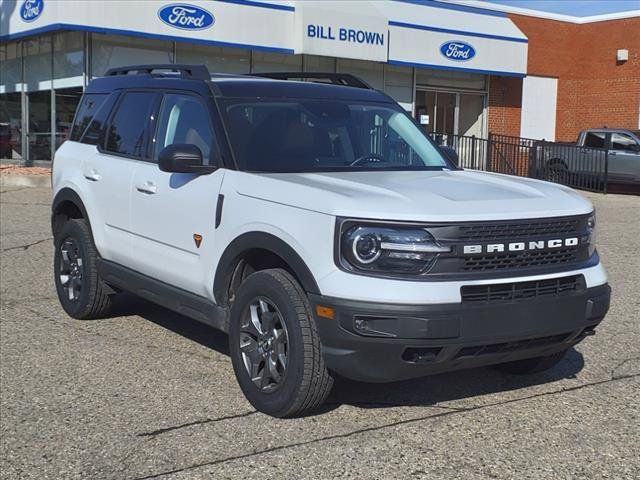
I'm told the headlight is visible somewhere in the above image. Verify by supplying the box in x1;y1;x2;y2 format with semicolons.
340;224;450;275
587;212;596;256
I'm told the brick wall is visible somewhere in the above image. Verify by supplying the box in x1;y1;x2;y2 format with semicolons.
489;14;640;142
488;76;523;138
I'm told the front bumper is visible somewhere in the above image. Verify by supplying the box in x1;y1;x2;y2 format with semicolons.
309;282;611;383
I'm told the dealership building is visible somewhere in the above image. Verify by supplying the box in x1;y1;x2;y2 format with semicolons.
1;0;639;164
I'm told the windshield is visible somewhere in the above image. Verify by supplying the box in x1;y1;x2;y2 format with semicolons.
222;99;450;173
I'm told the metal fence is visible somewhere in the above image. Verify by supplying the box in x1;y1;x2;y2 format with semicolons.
429;132;610;193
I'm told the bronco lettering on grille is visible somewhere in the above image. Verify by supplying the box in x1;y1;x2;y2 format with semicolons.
463;237;579;255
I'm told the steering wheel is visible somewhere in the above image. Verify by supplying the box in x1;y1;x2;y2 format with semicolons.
349;154;385;167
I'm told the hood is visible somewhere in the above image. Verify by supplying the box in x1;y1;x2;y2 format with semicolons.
235;170;593;222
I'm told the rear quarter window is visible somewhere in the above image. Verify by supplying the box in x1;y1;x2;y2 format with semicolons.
70;94;108;141
583;132;606;149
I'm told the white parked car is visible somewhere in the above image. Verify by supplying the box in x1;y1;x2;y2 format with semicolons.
52;65;611;417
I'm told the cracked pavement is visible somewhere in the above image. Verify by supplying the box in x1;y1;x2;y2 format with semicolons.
1;186;639;479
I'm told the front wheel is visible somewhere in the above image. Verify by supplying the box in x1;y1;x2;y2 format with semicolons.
229;269;333;417
494;350;568;375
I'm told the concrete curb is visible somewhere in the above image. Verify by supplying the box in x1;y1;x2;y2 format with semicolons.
0;175;52;188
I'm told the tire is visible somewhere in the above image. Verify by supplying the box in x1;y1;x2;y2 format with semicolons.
53;218;113;319
545;161;569;184
229;268;333;417
494;350;568;375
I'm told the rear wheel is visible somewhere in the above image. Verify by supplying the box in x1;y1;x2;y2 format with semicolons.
53;219;113;319
494;350;568;374
229;269;333;417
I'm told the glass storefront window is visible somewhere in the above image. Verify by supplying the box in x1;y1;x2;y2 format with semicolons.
0;93;23;161
251;52;302;73
416;68;486;91
303;55;335;73
91;34;173;77
55;88;84;150
0;42;23;93
337;58;384;90
384;64;413;109
24;36;52;91
27;90;51;162
176;43;250;74
53;32;84;88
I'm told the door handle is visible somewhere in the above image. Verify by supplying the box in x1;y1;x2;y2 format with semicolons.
135;181;158;194
83;169;101;182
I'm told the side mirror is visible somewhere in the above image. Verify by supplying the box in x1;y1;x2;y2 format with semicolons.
440;145;459;167
158;144;216;174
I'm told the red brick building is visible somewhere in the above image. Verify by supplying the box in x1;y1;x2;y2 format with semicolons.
488;12;640;142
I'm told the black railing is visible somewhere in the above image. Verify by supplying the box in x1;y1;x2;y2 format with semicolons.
429;132;610;193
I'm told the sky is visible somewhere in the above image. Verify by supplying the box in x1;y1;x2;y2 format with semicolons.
475;0;640;16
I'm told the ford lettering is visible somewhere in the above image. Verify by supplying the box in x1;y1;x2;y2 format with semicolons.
158;4;214;30
440;41;476;61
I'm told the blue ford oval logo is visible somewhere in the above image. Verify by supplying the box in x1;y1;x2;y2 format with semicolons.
158;3;214;30
20;0;44;22
440;41;476;62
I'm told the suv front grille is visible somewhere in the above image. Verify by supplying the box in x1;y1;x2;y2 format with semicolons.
423;214;592;278
462;248;579;272
461;275;584;303
457;218;580;242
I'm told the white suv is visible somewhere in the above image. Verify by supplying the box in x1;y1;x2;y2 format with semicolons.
52;65;611;417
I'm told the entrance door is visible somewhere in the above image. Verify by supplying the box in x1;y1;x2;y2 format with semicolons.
415;89;486;167
415;89;485;138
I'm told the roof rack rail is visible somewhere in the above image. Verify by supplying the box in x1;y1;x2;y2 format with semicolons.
253;72;373;90
104;64;211;80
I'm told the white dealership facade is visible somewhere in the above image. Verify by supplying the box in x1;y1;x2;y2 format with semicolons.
0;0;528;163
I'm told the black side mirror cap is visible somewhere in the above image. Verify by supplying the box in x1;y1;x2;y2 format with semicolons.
439;145;459;167
158;144;217;174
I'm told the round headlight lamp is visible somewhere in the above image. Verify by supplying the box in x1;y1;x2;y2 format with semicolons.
352;232;381;264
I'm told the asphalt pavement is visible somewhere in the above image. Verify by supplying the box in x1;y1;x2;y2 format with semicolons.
1;186;638;479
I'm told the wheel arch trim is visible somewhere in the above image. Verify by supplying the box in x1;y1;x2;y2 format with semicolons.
213;231;320;304
51;187;91;235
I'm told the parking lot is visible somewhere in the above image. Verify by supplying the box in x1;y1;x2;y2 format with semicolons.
0;185;638;480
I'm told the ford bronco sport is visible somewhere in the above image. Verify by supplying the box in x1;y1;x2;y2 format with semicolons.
52;65;611;417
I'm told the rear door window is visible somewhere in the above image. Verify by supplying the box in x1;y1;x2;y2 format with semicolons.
105;91;158;158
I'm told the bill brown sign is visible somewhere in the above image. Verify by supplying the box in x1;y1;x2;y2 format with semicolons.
295;4;387;62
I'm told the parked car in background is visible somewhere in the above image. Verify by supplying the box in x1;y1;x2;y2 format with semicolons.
0;123;17;159
531;129;640;189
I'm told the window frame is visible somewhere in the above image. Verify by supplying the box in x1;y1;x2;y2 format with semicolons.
151;90;220;166
100;89;162;162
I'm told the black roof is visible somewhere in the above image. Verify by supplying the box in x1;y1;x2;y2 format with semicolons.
86;64;394;103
